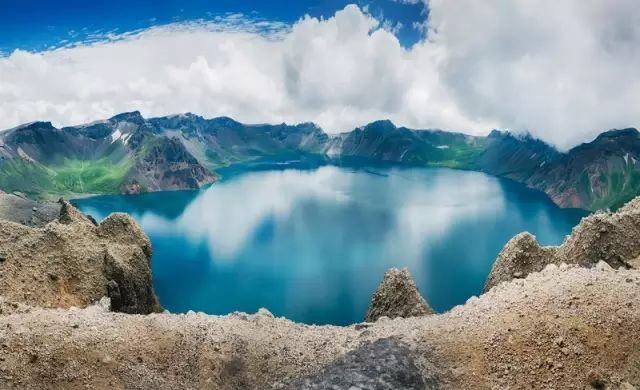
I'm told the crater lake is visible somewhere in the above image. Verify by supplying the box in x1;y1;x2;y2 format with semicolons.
74;163;586;325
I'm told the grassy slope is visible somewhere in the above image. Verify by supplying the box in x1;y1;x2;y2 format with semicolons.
403;141;487;170
0;158;133;199
587;169;640;211
0;159;56;198
49;158;133;194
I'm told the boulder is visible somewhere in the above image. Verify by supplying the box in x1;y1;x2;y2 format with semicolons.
365;268;434;322
484;232;557;292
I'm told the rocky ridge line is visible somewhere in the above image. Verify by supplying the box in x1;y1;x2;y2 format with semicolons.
484;196;640;292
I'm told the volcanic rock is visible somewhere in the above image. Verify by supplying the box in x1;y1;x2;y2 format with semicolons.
365;268;434;322
0;192;60;227
0;200;160;314
484;196;640;292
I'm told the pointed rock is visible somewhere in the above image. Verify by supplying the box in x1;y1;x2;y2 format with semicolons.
58;198;95;225
483;232;556;293
365;268;433;322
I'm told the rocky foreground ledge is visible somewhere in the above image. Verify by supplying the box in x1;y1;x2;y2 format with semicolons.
0;195;160;314
485;196;640;292
1;264;638;389
0;199;639;389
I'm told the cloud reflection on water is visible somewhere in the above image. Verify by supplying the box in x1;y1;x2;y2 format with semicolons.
75;165;585;323
136;166;505;264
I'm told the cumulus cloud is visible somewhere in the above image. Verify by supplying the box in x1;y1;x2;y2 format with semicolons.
0;5;488;139
427;0;640;149
1;2;639;149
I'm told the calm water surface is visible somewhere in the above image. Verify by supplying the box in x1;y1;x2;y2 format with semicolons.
74;164;586;325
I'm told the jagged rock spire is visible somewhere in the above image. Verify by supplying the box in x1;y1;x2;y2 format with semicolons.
365;267;434;322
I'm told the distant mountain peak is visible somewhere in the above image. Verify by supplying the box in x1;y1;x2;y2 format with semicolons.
11;121;57;132
361;119;397;133
595;128;639;141
208;116;242;127
109;111;145;124
164;112;204;121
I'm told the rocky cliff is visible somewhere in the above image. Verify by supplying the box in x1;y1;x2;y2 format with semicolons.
0;112;217;198
484;196;640;292
0;200;160;314
482;128;640;211
0;198;639;388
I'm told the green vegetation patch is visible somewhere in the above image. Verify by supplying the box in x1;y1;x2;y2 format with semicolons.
49;158;133;194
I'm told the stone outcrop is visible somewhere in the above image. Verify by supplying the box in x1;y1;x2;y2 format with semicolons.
483;232;558;292
1;197;640;388
0;265;638;389
0;200;160;314
484;196;640;292
365;268;434;322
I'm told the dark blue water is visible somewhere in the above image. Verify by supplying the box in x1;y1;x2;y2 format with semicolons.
74;164;586;325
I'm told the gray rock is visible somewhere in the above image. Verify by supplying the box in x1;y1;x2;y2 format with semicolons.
0;193;61;227
484;196;640;293
286;338;436;389
365;268;434;322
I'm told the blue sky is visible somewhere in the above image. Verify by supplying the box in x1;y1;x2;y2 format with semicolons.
0;0;427;53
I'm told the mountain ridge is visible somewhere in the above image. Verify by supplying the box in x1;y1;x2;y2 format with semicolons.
1;112;638;211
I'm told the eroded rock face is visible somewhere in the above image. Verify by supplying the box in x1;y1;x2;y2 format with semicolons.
365;268;434;322
484;196;640;292
483;232;558;292
0;200;160;314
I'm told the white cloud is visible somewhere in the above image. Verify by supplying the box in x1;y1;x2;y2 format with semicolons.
1;2;639;149
426;0;640;149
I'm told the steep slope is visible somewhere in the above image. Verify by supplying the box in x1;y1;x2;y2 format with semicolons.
122;136;217;194
478;130;562;181
0;112;216;198
326;120;485;168
529;129;640;210
477;128;640;211
148;114;328;169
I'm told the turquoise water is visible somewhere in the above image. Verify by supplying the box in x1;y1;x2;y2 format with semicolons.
74;164;586;325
